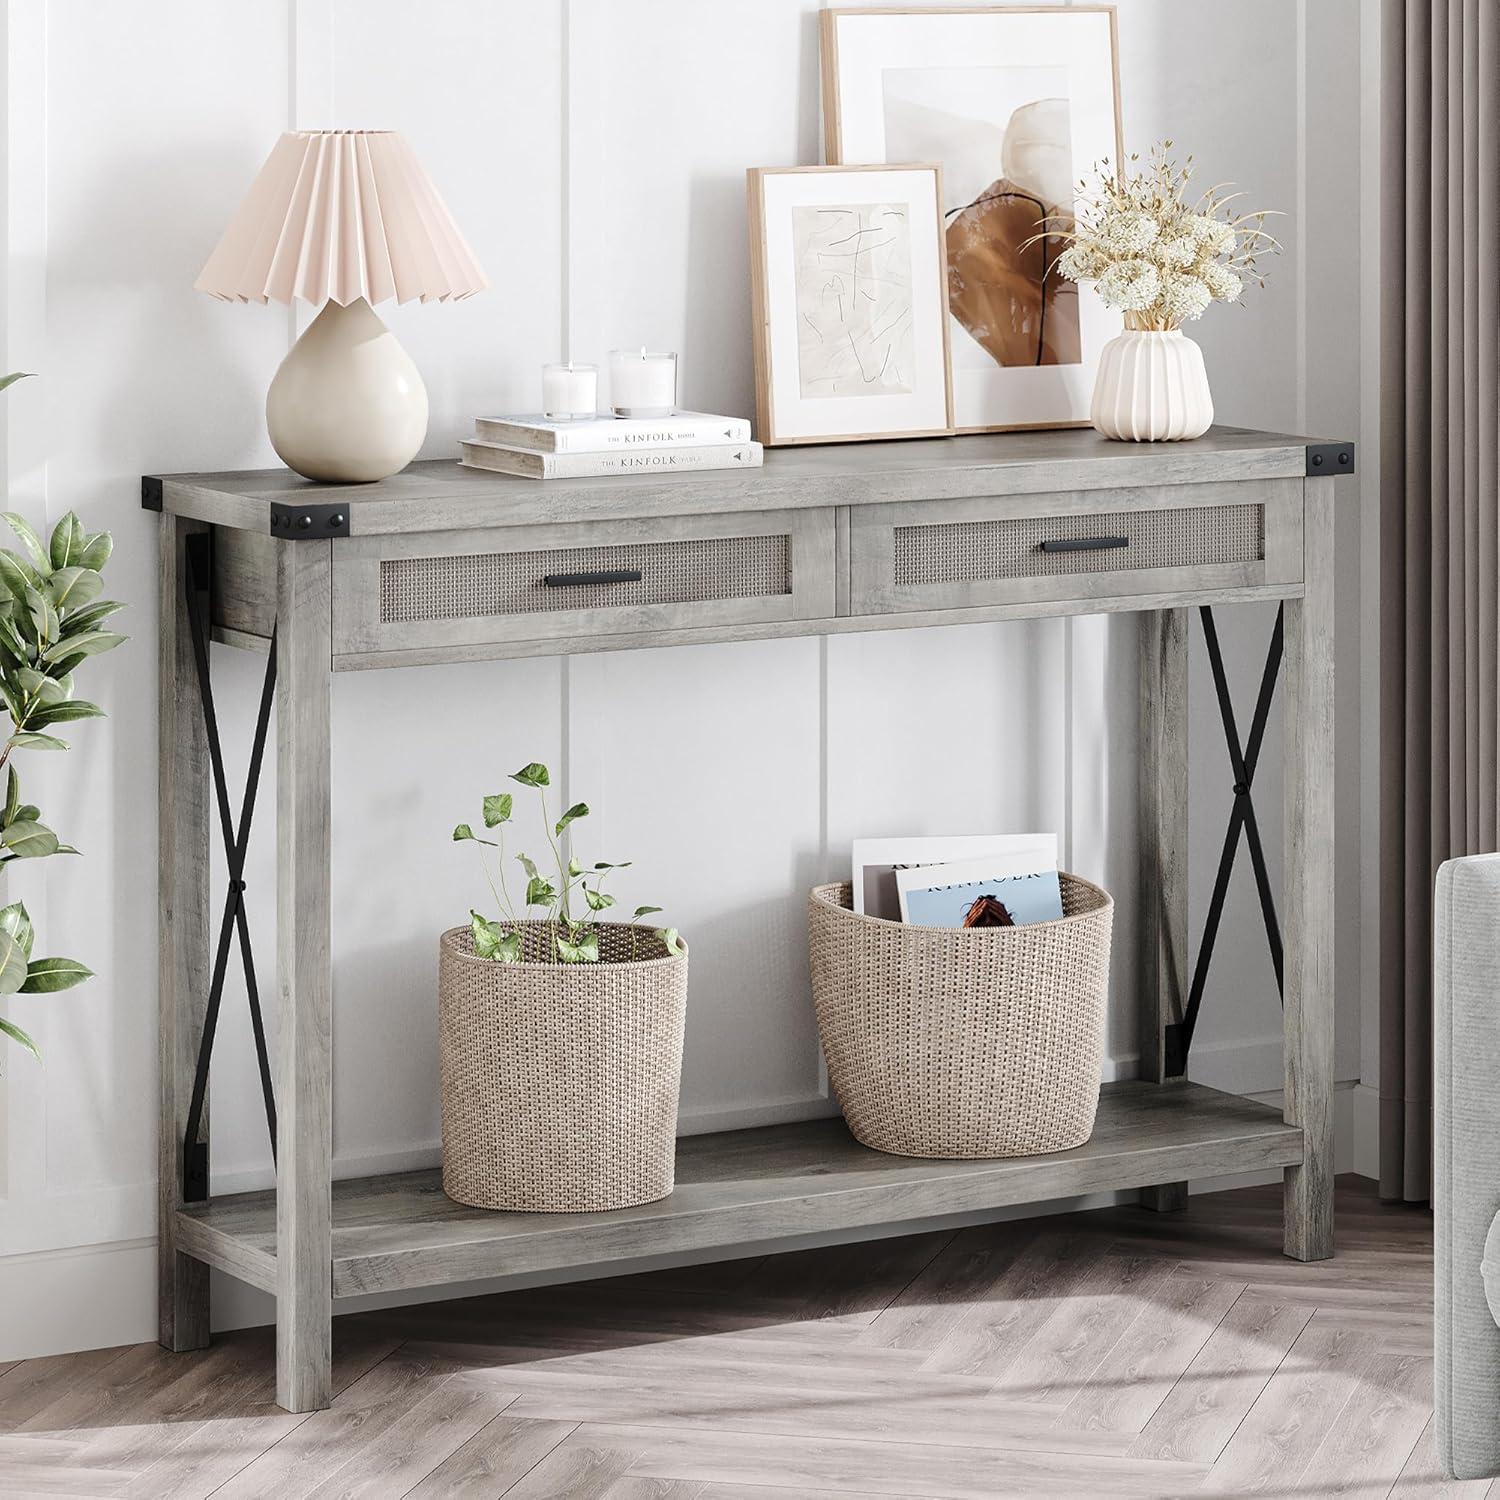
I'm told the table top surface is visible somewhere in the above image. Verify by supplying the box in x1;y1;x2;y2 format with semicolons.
143;425;1355;539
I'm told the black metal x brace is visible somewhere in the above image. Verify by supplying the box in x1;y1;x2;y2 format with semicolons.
181;534;278;1201
1163;603;1285;1077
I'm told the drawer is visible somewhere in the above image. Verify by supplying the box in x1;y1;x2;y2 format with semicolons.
847;480;1303;616
332;508;837;657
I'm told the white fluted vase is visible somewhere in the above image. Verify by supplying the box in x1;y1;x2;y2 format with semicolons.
1090;328;1213;442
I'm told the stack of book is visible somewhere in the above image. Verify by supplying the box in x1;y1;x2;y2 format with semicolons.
459;411;763;480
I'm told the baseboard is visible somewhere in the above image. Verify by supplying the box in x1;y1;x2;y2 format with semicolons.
0;1237;157;1361
1352;1081;1380;1180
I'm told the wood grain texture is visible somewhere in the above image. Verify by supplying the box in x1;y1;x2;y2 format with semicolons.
174;1082;1302;1299
156;516;212;1354
1;1180;1440;1499
275;538;335;1412
1282;475;1337;1261
147;426;1342;536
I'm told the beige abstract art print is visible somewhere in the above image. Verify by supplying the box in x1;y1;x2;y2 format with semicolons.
822;6;1123;432
748;165;952;446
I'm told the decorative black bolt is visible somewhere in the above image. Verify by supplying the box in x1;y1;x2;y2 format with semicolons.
1339;451;1351;465
297;514;313;530
331;513;345;528
1312;453;1324;467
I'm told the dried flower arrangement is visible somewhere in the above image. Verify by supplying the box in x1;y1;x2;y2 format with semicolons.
1048;143;1280;332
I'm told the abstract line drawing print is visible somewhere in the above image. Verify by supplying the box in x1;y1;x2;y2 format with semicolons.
792;203;914;398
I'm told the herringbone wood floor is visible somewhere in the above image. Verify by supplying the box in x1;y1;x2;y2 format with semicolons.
0;1176;1477;1499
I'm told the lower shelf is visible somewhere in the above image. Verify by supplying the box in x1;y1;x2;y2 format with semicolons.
177;1080;1303;1299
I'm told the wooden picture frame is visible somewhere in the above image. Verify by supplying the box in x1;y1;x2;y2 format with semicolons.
747;164;954;448
820;6;1124;434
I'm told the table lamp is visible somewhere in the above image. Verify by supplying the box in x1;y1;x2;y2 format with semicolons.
195;129;486;484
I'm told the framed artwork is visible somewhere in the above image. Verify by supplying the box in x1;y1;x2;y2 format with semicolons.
821;6;1123;433
747;164;954;446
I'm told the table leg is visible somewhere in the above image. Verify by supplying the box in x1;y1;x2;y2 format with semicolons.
1282;477;1336;1261
275;539;335;1410
158;517;212;1350
1138;608;1190;1213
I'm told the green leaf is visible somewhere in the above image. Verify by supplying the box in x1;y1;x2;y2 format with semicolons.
469;910;506;959
656;927;687;956
13;804;39;824
49;566;102;614
633;905;663;920
20;956;91;993
0;617;32;663
2;821;57;858
583;886;615;912
3;514;50;576
76;532;112;572
594;860;632;871
555;929;599;964
510;762;550;788
0;1016;39;1058
4;767;18;828
0;552;37;603
29;700;104;728
0;900;34;961
482;792;513;827
25;586;57;647
566;855;584;878
42;629;123;663
48;514;85;572
7;733;65;751
524;875;556;907
555;801;589;835
452;823;475;842
517;852;538;880
0;908;31;993
0;372;35;396
59;598;124;635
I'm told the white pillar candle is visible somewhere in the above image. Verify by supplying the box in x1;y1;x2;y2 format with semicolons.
542;361;597;419
609;348;677;417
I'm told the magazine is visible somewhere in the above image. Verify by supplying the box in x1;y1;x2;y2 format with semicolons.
851;834;1057;922
897;859;1065;928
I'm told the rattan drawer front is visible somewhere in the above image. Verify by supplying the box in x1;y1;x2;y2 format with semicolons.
380;534;790;624
848;480;1301;617
893;504;1263;587
333;508;837;661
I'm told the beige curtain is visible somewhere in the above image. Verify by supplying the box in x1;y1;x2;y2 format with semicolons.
1380;0;1500;1203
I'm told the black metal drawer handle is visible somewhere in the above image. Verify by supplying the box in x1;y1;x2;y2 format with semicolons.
1037;536;1129;554
542;568;643;587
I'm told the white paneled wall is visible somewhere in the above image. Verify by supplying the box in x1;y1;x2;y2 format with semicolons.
0;0;1369;1359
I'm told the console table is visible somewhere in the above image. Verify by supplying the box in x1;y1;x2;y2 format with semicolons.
144;425;1351;1413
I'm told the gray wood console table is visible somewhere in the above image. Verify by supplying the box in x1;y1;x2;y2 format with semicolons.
144;424;1352;1413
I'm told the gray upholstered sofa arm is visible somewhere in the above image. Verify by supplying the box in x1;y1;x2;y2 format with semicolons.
1436;854;1500;1480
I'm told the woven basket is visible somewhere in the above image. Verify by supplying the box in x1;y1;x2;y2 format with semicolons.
438;921;688;1212
807;874;1113;1159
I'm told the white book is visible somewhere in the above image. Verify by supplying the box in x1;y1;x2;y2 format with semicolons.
895;856;1064;927
852;834;1057;921
474;411;752;454
459;439;763;480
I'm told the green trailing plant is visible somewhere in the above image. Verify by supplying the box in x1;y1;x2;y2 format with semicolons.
0;371;127;1058
453;761;684;964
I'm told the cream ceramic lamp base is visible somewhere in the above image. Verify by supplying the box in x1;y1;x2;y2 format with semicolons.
266;297;428;484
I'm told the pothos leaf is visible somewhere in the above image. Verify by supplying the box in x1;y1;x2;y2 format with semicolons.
583;886;615;912
482;792;513;827
510;762;550;788
633;905;663;920
524;875;556;907
554;801;588;835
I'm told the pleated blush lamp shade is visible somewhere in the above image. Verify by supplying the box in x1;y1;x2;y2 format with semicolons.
196;130;486;483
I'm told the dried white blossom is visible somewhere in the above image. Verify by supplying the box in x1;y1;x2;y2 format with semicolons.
1186;213;1235;256
1095;259;1162;313
1158;274;1213;322
1057;241;1106;281
1201;262;1243;302
1156;235;1198;269
1099;210;1160;255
